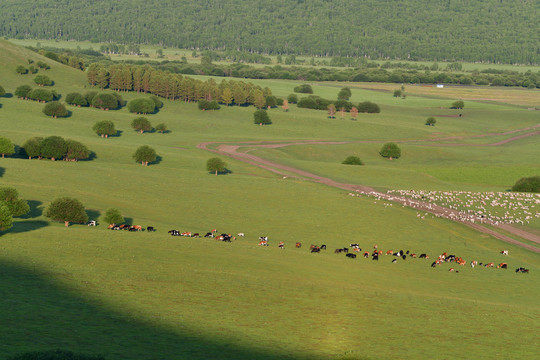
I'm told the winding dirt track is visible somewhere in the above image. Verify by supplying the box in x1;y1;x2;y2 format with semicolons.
197;126;540;253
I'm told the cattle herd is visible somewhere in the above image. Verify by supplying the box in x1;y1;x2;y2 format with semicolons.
95;222;531;274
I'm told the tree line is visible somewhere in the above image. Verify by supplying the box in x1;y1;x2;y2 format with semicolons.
0;0;538;64
87;64;275;105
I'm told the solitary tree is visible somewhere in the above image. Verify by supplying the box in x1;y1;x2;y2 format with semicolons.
342;156;364;165
327;104;336;118
253;109;271;125
92;121;116;138
155;123;167;134
34;75;53;86
206;157;227;175
287;94;298;104
16;65;28;75
338;87;352;100
43;101;68;118
14;85;32;99
40;136;66;161
282;99;289;112
103;208;124;225
65;140;90;161
131;117;153;133
0;187;30;217
425;117;437;126
133;145;157;166
393;89;402;97
451;100;464;109
0;136;15;158
350;106;358;120
0;205;13;231
45;197;88;227
22;137;44;159
379;142;401;160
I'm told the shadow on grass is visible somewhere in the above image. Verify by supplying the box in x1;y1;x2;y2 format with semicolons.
86;209;101;222
5;220;49;235
79;151;97;162
208;168;233;176
21;200;43;219
0;167;4;178
0;258;310;360
149;155;162;166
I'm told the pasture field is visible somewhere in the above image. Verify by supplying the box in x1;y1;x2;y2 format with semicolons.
0;40;539;360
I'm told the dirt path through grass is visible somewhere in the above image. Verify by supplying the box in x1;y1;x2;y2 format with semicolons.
197;125;540;253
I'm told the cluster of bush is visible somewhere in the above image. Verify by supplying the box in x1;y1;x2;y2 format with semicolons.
198;99;221;110
297;95;380;113
22;136;90;161
63;91;125;110
512;176;540;193
0;186;31;232
15;85;59;102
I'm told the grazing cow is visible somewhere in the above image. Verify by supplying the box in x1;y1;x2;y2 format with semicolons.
392;259;397;263
350;243;360;248
296;242;302;248
406;251;410;255
311;247;320;253
386;250;394;256
431;261;437;268
343;247;349;254
88;220;97;226
278;241;284;249
258;240;268;246
204;232;214;238
346;253;356;259
501;250;508;256
237;233;245;237
419;253;428;259
259;236;268;241
321;245;327;250
410;253;417;258
353;247;361;253
515;267;529;273
335;248;343;254
394;251;402;257
108;224;116;229
402;254;407;260
485;262;495;268
497;263;508;269
448;268;455;272
470;260;478;268
363;251;369;258
372;252;379;261
192;233;200;238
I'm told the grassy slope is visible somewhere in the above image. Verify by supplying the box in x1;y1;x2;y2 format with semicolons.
0;40;539;360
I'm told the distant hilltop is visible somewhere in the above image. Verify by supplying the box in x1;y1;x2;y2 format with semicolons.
0;0;538;64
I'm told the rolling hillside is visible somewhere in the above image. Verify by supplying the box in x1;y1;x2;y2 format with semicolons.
0;41;539;360
0;0;539;64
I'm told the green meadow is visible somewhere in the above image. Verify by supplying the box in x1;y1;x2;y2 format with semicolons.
0;40;539;360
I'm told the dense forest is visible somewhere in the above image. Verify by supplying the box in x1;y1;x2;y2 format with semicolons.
0;0;538;64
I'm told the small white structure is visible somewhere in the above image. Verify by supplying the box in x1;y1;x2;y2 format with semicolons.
436;84;444;88
88;220;97;226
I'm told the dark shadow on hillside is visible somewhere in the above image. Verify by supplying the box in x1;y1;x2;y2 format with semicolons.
85;209;101;223
3;93;13;98
149;155;162;166
21;200;43;218
78;151;97;162
5;220;48;235
0;103;2;109
209;168;233;176
0;167;4;178
0;258;311;360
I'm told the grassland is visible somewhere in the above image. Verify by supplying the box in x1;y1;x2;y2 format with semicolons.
0;40;539;360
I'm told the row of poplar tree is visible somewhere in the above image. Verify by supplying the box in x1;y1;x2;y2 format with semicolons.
87;64;274;106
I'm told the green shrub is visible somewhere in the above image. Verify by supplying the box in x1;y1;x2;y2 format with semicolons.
293;84;313;94
65;92;88;106
91;93;120;110
287;93;298;104
34;74;53;86
22;137;44;159
357;101;381;113
131;117;152;133
65;139;90;161
511;176;540;193
128;98;156;114
93;120;117;137
451;100;464;109
0;136;15;158
133;145;157;166
28;88;55;102
15;65;28;74
342;156;364;165
40;136;67;160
